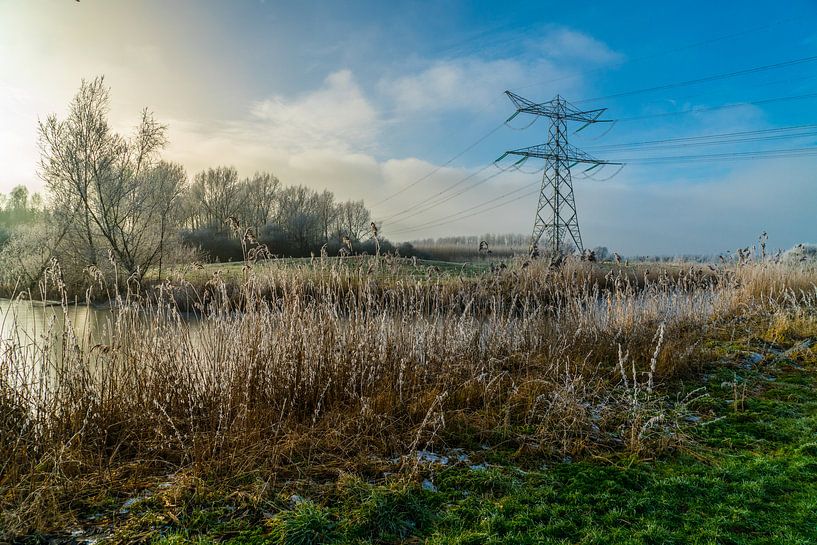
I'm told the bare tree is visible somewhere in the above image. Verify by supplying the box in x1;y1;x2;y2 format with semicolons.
276;185;320;252
146;161;187;280
315;189;338;242
335;199;370;241
38;79;109;267
38;77;184;281
240;171;280;234
189;166;244;232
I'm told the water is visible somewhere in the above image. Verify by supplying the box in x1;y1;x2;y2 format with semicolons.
0;298;115;353
0;297;208;369
0;299;118;392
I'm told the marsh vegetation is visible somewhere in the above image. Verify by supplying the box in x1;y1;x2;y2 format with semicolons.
2;251;816;542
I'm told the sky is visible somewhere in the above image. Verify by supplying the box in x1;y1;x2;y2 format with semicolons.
1;0;816;255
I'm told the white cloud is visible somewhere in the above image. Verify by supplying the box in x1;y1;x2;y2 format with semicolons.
164;117;383;202
378;58;535;114
160;69;386;201
250;70;379;152
573;158;817;255
536;28;624;64
377;27;622;117
381;157;445;184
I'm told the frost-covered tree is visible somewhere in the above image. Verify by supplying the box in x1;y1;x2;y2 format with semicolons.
38;76;185;281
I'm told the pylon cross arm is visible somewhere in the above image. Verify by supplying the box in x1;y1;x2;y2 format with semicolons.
504;90;611;123
503;144;620;165
504;90;539;111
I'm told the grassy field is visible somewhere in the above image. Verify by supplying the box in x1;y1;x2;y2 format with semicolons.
161;255;696;280
3;257;817;543
152;255;716;303
157;255;493;283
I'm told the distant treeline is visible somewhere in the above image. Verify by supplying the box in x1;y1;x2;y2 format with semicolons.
409;234;527;261
174;167;423;260
0;77;417;293
0;185;44;246
410;236;735;264
409;235;618;262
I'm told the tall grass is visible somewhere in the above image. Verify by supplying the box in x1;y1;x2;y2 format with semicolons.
1;257;815;535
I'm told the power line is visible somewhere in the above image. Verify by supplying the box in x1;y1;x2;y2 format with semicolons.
378;167;507;223
377;164;493;222
404;168;508;216
613;146;817;164
597;70;817;112
388;179;540;236
372;122;505;207
387;139;817;238
585;124;817;152
616;91;817;122
389;162;622;237
393;189;539;236
592;132;817;153
575;54;817;104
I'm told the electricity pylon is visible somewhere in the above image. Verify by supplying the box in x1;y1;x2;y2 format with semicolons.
497;91;620;257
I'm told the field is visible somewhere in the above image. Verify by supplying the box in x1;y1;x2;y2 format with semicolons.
2;256;817;543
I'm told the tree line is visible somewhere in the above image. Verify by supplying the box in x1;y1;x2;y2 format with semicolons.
0;77;383;291
179;167;374;260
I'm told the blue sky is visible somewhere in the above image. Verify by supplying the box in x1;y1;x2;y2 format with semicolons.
1;0;816;254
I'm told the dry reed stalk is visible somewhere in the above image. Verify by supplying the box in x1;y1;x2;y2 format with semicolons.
0;259;815;535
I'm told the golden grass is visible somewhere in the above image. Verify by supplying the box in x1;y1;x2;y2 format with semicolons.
1;257;815;535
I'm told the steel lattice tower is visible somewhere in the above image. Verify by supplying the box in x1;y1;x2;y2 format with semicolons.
498;92;620;257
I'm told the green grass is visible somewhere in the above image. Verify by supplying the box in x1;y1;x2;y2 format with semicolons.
152;256;494;286
155;255;707;286
42;331;817;545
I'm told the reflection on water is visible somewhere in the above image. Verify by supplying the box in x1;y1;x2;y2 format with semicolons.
1;298;207;395
0;298;115;357
1;298;205;368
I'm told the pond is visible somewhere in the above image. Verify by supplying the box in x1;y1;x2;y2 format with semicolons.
0;298;116;354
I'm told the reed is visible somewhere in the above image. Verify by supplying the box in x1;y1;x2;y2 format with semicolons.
1;257;815;535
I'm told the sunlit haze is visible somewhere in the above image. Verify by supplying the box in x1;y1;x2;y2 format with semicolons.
1;0;816;254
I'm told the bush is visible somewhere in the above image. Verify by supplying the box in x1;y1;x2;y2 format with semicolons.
783;243;817;264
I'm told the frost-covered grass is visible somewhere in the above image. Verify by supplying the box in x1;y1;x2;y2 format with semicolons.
2;258;816;542
36;329;817;544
